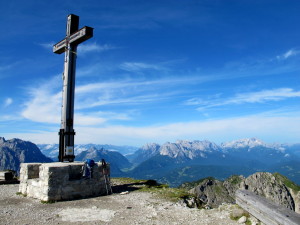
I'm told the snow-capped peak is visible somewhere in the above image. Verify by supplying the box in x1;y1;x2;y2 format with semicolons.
159;140;220;159
221;138;266;149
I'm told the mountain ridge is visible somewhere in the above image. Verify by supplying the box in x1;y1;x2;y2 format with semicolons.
1;137;300;187
0;137;52;173
127;138;300;186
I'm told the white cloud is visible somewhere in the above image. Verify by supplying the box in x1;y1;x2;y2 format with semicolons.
0;114;21;121
74;78;196;109
184;88;300;110
5;112;300;146
225;88;300;105
276;49;300;60
21;89;61;124
75;113;107;126
39;42;115;54
38;43;55;50
21;86;119;126
120;62;164;72
78;43;115;54
21;76;133;126
3;98;13;107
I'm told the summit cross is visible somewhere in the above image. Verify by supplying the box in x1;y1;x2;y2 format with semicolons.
53;14;93;162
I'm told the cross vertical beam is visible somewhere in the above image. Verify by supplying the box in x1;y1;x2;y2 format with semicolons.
54;14;93;162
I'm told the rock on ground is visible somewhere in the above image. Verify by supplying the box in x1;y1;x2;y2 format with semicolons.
0;184;240;225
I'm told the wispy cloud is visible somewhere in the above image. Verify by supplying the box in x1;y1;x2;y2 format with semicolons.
0;62;18;79
119;62;165;72
78;42;116;54
21;76;134;126
39;42;115;54
7;112;300;145
276;49;300;60
227;88;300;104
0;114;21;122
184;88;300;110
21;85;127;126
21;87;61;124
74;76;207;109
38;42;55;50
3;98;13;107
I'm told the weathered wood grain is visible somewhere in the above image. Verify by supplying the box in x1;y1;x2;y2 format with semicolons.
236;189;300;225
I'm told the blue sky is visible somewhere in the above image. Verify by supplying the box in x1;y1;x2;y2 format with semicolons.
0;0;300;146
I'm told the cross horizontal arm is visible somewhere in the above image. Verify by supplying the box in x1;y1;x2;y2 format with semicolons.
53;26;94;54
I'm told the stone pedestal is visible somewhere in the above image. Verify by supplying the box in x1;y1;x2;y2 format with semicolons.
19;162;111;201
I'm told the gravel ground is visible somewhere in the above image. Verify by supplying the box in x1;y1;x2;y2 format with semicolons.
0;184;240;225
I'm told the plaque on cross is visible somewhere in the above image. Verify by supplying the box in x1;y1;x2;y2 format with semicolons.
53;14;93;162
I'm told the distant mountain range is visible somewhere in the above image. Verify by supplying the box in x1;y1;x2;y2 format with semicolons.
75;147;132;176
37;143;138;161
126;138;300;186
1;137;300;187
0;137;52;173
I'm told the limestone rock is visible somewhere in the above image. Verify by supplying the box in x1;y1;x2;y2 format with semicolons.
223;175;245;199
238;215;247;223
240;172;295;210
185;172;299;212
189;178;235;208
231;208;245;218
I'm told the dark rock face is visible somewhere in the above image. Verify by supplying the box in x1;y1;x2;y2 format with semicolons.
0;137;52;173
76;147;132;176
189;178;235;208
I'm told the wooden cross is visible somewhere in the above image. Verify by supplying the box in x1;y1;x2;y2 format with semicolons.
53;14;93;162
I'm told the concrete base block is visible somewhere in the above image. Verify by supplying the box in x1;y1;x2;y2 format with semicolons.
19;162;111;201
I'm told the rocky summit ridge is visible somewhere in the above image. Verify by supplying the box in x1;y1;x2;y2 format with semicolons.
181;172;300;213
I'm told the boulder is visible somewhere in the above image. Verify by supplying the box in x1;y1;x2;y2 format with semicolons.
189;178;235;208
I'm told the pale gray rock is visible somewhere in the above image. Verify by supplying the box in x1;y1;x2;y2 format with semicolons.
231;208;245;218
160;140;221;160
189;178;235;208
223;175;245;199
241;172;295;211
238;215;247;223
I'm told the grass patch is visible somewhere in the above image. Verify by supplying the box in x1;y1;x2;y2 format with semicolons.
139;185;193;202
273;172;300;192
138;180;194;202
112;177;193;202
214;185;222;194
41;200;56;204
16;192;27;197
179;177;215;190
226;175;243;185
111;177;146;185
230;211;250;220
